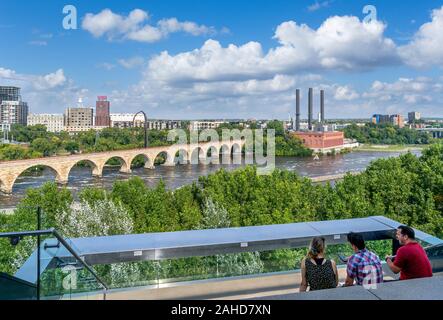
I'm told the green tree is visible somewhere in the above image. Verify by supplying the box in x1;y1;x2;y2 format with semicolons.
31;138;57;157
62;140;80;154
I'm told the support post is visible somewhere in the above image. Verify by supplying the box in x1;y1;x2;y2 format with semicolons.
37;207;41;301
392;238;401;256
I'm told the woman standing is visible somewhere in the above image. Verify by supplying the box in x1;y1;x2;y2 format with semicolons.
300;237;339;292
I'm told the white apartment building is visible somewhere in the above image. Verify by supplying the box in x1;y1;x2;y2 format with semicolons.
110;114;181;130
189;121;227;131
0;101;29;126
27;114;65;132
111;113;146;128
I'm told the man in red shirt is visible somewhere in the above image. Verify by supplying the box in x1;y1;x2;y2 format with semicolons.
386;225;433;280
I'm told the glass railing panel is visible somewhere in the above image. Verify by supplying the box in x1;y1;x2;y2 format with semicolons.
39;238;105;300
95;240;394;292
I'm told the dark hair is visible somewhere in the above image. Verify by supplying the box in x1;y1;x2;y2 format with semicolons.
347;232;366;250
398;225;415;239
308;237;325;259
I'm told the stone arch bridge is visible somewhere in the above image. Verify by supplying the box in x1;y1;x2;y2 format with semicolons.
0;140;244;194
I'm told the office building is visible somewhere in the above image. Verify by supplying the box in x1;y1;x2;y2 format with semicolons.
0;86;21;103
65;107;94;133
95;96;111;128
408;112;421;123
0;101;29;126
111;113;145;128
189;120;227;131
0;86;29;126
372;114;391;125
147;120;181;130
390;114;405;128
110;113;181;130
27;114;65;132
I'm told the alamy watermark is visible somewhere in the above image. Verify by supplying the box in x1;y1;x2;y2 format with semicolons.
363;5;377;23
362;264;379;290
63;5;77;30
62;265;78;290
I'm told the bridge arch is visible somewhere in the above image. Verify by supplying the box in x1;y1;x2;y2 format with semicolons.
174;149;190;165
219;144;231;156
153;151;175;166
129;154;154;170
0;178;8;194
103;156;131;174
67;159;102;180
206;146;219;164
231;143;242;154
190;147;206;165
11;164;64;193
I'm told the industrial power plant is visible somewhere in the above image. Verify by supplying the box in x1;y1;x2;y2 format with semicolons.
292;88;357;154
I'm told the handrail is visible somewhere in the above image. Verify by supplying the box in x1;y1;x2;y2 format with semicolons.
0;228;109;297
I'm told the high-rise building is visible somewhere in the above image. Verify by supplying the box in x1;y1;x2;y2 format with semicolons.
27;114;65;132
65;106;94;133
95;96;111;127
408;112;421;123
0;87;29;126
0;86;21;103
372;114;391;125
1;101;29;125
390;114;405;128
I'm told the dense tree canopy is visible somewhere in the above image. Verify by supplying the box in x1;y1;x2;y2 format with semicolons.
343;123;432;145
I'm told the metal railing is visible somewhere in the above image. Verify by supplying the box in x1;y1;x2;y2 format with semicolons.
0;228;108;300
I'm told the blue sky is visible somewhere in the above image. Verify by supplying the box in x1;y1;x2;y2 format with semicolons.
1;0;443;119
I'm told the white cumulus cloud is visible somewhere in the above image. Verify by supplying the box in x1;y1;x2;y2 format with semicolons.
334;86;360;101
82;9;217;43
399;6;443;68
146;16;399;85
33;69;67;90
0;68;18;79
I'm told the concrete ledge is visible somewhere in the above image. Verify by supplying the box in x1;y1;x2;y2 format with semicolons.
254;276;443;300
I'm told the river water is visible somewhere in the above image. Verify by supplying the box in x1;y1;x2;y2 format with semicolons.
0;150;421;209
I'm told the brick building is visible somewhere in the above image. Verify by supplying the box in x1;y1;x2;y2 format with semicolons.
95;96;111;127
292;131;345;153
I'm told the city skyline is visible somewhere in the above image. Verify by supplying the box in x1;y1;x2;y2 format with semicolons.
1;0;443;119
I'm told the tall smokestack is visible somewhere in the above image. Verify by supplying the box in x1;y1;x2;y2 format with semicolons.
320;89;325;123
296;89;301;131
308;88;313;131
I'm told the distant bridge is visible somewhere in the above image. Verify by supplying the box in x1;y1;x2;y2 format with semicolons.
417;128;443;139
0;139;245;194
